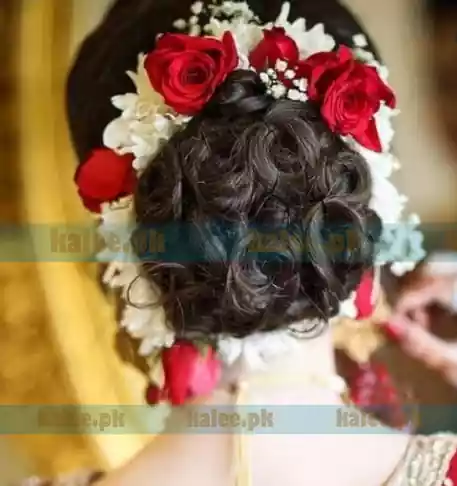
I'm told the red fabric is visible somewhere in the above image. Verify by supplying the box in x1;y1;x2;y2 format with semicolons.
445;452;457;484
346;361;409;430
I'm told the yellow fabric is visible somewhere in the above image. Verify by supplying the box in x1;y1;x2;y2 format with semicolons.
17;0;149;470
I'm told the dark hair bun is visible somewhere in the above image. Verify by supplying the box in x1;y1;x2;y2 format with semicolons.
133;69;381;339
204;70;271;117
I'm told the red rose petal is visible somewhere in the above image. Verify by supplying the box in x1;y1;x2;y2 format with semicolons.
352;117;382;152
76;191;102;213
188;347;221;398
162;341;197;405
155;33;188;51
145;384;166;405
221;31;239;73
249;27;299;71
354;270;375;319
162;341;221;406
336;45;354;63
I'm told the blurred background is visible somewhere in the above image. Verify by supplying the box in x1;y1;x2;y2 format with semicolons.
2;0;457;483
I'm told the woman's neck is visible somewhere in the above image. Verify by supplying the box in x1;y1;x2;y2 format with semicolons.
220;326;343;405
263;326;338;379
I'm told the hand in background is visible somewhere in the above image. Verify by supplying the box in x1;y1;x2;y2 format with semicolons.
394;274;457;328
387;317;457;388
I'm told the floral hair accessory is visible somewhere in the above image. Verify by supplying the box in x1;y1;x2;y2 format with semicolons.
145;32;238;114
75;1;426;408
145;341;221;406
302;46;396;152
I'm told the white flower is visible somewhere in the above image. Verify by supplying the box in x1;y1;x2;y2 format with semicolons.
112;94;139;117
354;48;375;63
122;304;174;356
215;1;256;21
270;2;305;33
103;262;139;289
275;60;288;72
97;203;135;263
100;198;133;224
259;72;271;85
103;117;132;151
353;34;368;48
373;104;399;152
189;25;201;37
287;89;301;101
271;84;287;99
351;138;406;226
133;155;152;172
370;174;407;224
338;293;358;319
104;107;175;164
218;330;299;369
359;148;396;180
173;19;187;30
130;134;157;158
270;3;335;57
298;23;335;57
237;53;250;70
191;1;204;15
113;275;175;355
376;214;425;272
296;78;308;93
391;261;416;276
206;18;263;57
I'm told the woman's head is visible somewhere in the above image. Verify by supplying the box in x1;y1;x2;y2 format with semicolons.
67;0;383;340
133;69;380;338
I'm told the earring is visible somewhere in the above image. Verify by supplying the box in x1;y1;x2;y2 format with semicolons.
288;318;326;339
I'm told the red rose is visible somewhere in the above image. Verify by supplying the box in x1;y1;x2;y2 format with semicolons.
145;32;238;115
249;27;299;71
161;341;221;405
145;383;168;405
298;46;353;100
75;149;136;213
300;46;396;152
354;270;375;320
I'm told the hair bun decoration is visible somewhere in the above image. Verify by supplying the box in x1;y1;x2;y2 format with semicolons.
74;1;426;408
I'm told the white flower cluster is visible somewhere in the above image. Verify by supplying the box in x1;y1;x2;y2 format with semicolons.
259;61;308;102
95;0;425;372
103;54;190;172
